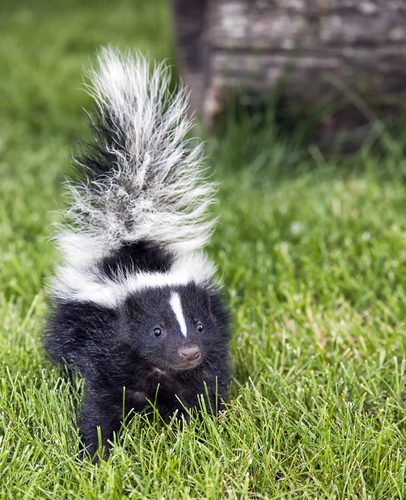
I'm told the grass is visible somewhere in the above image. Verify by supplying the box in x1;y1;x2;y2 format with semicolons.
0;0;405;498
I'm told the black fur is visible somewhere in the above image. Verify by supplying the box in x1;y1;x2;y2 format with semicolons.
99;241;174;279
77;110;128;180
45;243;230;459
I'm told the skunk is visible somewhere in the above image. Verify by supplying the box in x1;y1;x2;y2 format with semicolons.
45;48;230;458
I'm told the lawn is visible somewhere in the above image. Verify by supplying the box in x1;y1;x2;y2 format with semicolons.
0;0;405;498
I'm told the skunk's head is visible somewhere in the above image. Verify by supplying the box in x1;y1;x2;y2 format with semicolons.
120;283;222;372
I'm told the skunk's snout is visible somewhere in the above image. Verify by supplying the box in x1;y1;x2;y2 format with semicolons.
177;345;201;362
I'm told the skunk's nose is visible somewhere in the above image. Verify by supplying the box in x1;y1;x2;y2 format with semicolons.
178;345;201;362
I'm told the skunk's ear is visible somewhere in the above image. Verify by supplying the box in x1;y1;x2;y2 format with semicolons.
117;295;147;342
202;289;215;317
121;295;143;321
207;292;214;315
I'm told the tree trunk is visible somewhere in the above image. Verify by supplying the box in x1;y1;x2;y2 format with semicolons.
173;0;406;129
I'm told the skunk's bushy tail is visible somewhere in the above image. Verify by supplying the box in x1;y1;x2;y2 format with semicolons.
61;48;215;261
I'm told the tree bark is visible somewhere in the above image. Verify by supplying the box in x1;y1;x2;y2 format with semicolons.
173;0;406;128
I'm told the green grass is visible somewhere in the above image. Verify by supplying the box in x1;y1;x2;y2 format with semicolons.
0;0;405;498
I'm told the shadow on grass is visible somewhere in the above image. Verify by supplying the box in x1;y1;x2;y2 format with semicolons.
207;91;406;187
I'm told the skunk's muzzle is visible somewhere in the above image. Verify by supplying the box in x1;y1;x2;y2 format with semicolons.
177;345;201;362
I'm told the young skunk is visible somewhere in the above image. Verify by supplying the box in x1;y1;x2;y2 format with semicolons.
45;48;230;458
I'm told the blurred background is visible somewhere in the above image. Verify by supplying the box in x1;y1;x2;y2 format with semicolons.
174;0;406;148
2;0;406;151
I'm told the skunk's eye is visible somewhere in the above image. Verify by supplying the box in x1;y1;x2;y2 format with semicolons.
196;323;203;333
153;327;162;337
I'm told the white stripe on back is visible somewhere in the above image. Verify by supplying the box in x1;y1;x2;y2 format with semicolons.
169;292;187;338
52;251;217;308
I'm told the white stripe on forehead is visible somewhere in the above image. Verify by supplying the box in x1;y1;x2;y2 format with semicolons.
169;292;187;338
